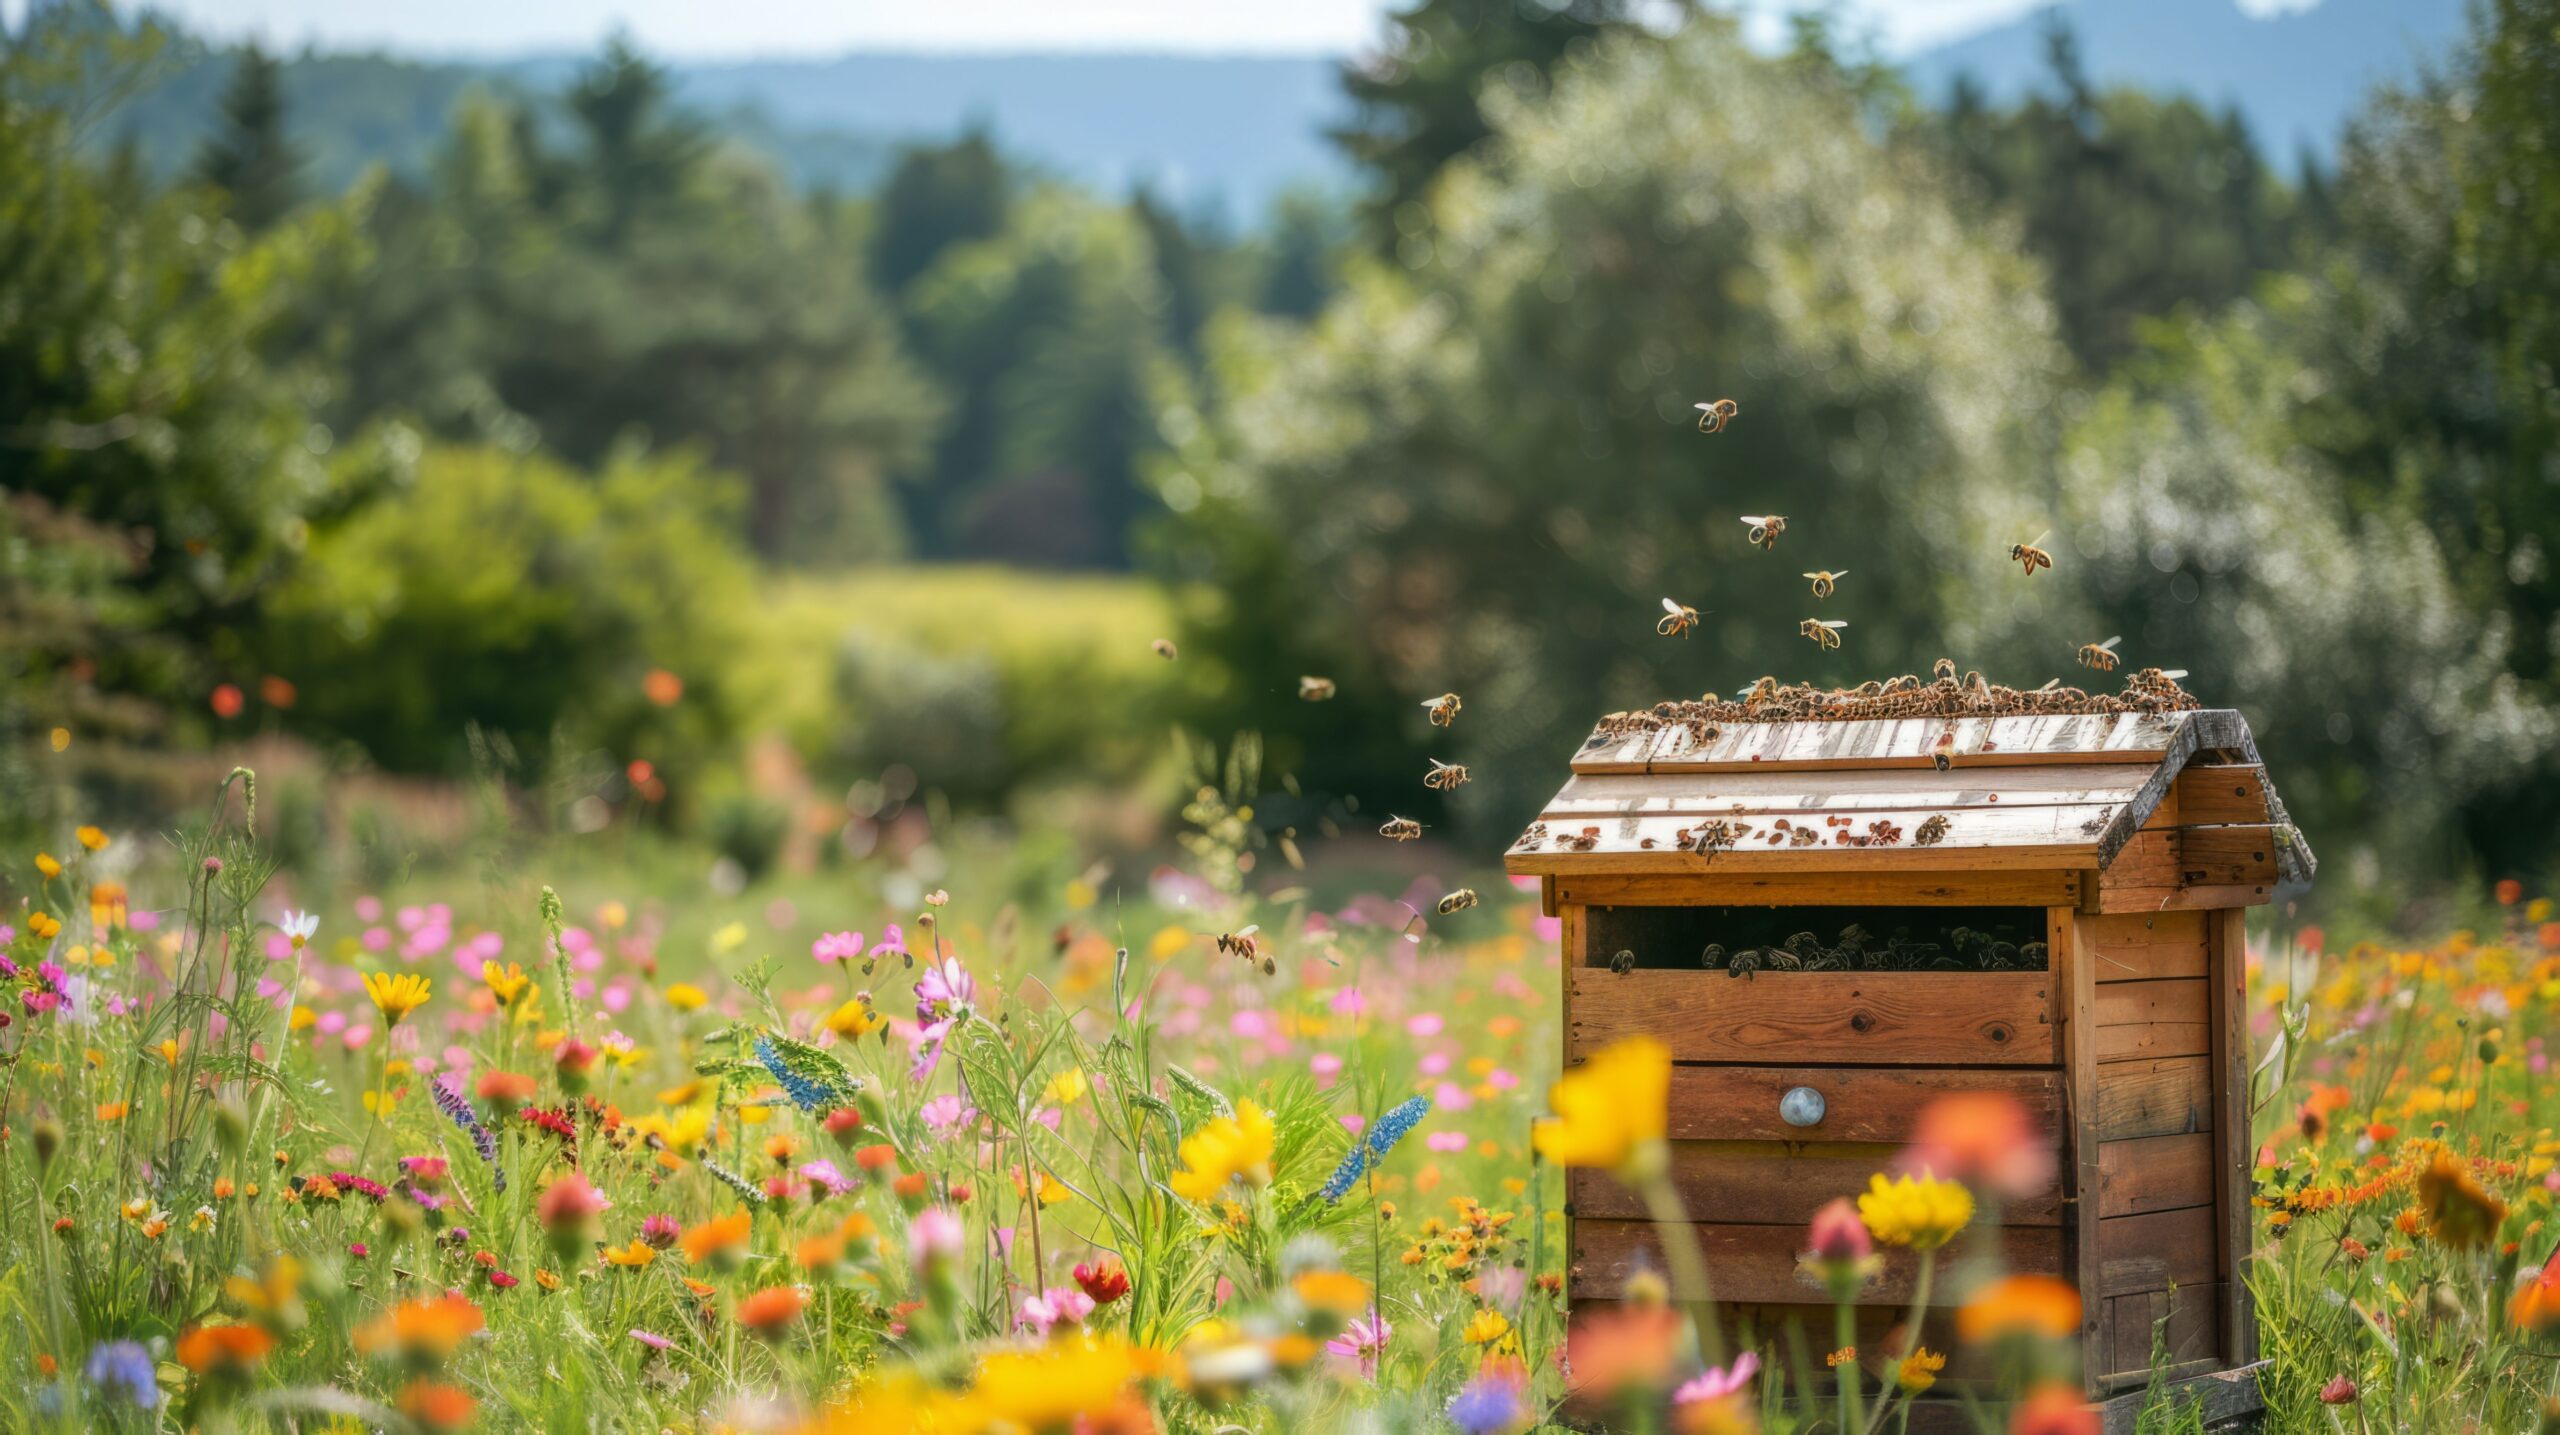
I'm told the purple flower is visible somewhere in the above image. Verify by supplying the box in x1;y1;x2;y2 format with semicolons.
85;1340;157;1409
914;954;972;1022
1447;1367;1526;1434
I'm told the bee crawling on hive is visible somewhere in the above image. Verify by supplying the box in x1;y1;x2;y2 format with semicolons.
1216;925;1274;976
1561;826;1601;853
1608;949;1638;975
1693;398;1739;434
1420;691;1463;727
1382;815;1426;842
1298;675;1337;701
1740;515;1787;551
1657;598;1702;637
1424;759;1470;791
1914;813;1951;846
2076;636;2122;673
1436;888;1479;916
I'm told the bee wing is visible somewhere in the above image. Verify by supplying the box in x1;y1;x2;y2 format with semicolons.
1693;401;1716;411
2038;678;2061;691
1236;925;1259;939
1818;619;1847;630
1740;516;1770;526
2160;669;2190;680
2029;529;2052;549
2099;636;2122;652
1662;597;1688;615
1801;572;1821;580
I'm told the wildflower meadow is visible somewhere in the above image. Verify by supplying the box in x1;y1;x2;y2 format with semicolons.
2;767;2555;1433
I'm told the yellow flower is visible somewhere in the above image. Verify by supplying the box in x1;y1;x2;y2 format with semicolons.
1897;1347;1946;1392
34;852;61;879
825;998;884;1038
1042;1067;1089;1106
1169;1099;1277;1203
602;1241;657;1268
963;1337;1144;1431
711;921;747;953
481;962;531;1006
1291;1270;1371;1317
290;1005;317;1032
664;982;708;1012
1531;1035;1669;1178
364;971;433;1026
75;825;107;851
27;911;61;940
1857;1171;1974;1250
1462;1309;1511;1344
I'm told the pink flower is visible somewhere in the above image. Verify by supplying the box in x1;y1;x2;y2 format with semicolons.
812;931;865;964
537;1172;612;1232
1406;1013;1443;1038
1016;1286;1096;1335
909;1207;965;1269
801;1159;855;1196
1427;1131;1469;1153
1326;1314;1393;1378
630;1328;672;1350
641;1214;682;1248
1674;1351;1760;1405
870;924;908;962
914;954;972;1019
1806;1197;1872;1264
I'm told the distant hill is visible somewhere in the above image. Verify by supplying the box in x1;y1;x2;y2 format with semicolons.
84;0;2467;214
1903;0;2467;159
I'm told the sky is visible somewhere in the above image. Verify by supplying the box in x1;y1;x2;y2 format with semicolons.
12;0;2318;60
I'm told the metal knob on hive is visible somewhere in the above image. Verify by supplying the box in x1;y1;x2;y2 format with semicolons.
1779;1086;1826;1128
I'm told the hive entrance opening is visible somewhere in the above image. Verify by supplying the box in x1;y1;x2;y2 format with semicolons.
1582;904;2048;973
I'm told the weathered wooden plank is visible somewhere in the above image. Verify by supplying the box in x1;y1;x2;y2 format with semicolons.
2097;1205;2218;1296
2098;1133;2216;1217
2092;1056;2213;1140
2097;1363;2266;1435
2093;881;2274;914
1572;1139;2063;1225
2099;1283;2224;1384
2178;826;2280;887
1548;870;2085;908
2093;1020;2212;1063
2175;764;2269;826
2085;911;2209;982
1569;969;2059;1065
1649;1065;2064;1143
2095;978;2208;1029
1571;1219;2067;1305
2058;910;2106;1382
2210;908;2256;1368
1509;807;2106;874
2099;829;2180;891
1628;713;2189;774
1536;768;2154;818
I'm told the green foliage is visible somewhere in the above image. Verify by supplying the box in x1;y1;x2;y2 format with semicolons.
257;444;754;785
868;128;1012;295
191;42;301;230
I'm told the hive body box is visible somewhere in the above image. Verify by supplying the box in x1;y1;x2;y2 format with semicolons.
1503;708;2313;1427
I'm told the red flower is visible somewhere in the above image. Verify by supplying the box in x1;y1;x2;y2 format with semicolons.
210;683;245;719
855;1143;899;1172
2008;1384;2099;1435
2319;1375;2359;1405
736;1285;805;1334
486;1269;519;1290
1075;1260;1132;1305
2496;879;2525;906
823;1107;863;1144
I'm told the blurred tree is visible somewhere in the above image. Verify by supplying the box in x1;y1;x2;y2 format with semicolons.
1252;189;1351;320
1915;18;2315;372
565;37;705;245
1333;0;1676;247
868;128;1012;295
191;41;301;229
1159;18;2070;829
1129;184;1229;357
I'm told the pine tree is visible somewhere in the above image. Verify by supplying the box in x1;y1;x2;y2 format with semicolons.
192;44;300;230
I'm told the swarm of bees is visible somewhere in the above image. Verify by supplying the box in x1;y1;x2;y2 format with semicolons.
1803;569;1846;600
1216;926;1275;977
1379;815;1423;841
1436;889;1479;915
1421;692;1463;727
1740;515;1787;551
1657;598;1701;637
1800;618;1847;650
2010;530;2054;577
1299;675;1337;701
1424;759;1470;791
2076;636;2122;673
1693;398;1740;435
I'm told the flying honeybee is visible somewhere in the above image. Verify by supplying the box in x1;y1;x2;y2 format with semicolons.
1800;618;1848;650
1693;398;1739;435
1379;815;1423;842
1298;675;1337;701
1216;925;1274;976
1740;515;1787;551
1424;759;1470;791
1657;598;1701;637
1436;889;1480;916
1151;638;1178;660
2076;636;2123;672
1802;569;1846;600
2009;530;2054;577
1420;692;1462;728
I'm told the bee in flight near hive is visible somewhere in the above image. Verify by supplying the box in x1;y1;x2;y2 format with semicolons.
2076;636;2122;673
1436;889;1479;915
1379;815;1424;842
1803;569;1846;599
1800;618;1848;650
1740;515;1787;551
2009;530;2054;577
1151;638;1178;660
1693;398;1739;435
1216;926;1274;976
1424;759;1470;791
1420;692;1463;727
1298;675;1336;701
1657;598;1702;637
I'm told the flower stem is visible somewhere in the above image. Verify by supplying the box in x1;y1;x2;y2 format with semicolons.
1636;1167;1725;1366
1836;1297;1865;1434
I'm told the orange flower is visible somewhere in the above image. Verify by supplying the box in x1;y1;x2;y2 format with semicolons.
737;1285;806;1334
355;1294;487;1362
1564;1302;1683;1401
1958;1275;2084;1344
796;1232;847;1269
2513;1249;2560;1334
2417;1154;2508;1249
2008;1383;2099;1435
399;1380;477;1431
680;1208;754;1265
1903;1092;2054;1200
177;1323;275;1374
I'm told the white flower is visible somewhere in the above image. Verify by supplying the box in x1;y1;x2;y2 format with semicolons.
280;910;319;949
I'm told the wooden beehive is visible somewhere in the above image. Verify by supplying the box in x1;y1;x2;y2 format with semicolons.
1504;706;2312;1427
